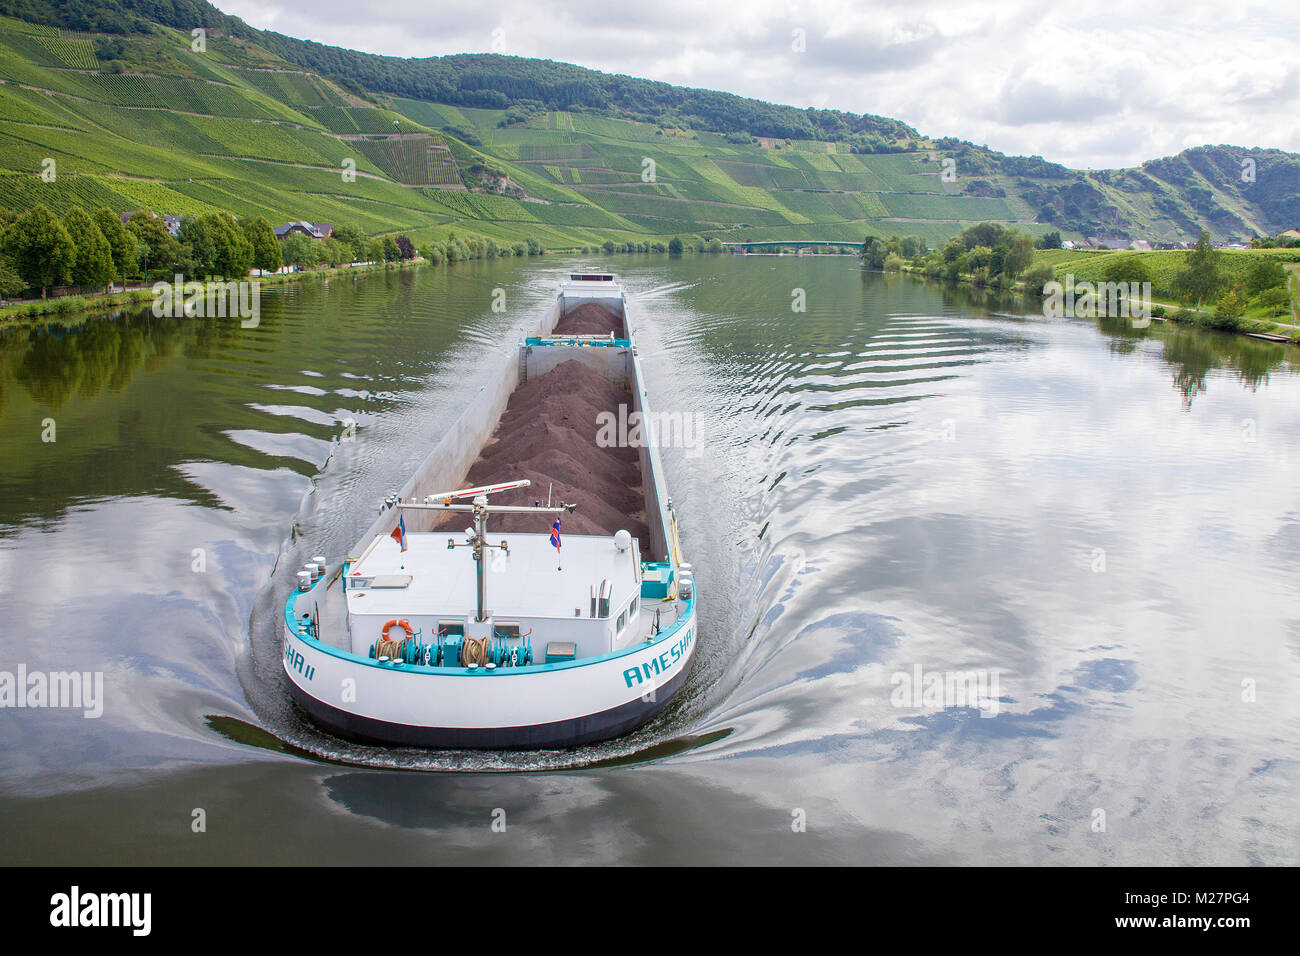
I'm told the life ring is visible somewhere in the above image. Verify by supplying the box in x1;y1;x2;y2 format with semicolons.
382;619;414;642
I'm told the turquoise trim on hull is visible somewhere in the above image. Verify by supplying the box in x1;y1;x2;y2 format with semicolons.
284;588;695;676
525;336;631;348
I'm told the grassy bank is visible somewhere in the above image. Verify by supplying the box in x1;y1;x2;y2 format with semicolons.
0;257;425;327
1029;248;1300;322
886;248;1300;345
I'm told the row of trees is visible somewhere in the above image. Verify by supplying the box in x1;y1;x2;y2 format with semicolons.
0;204;431;302
0;204;286;299
1249;232;1300;249
420;233;542;265
861;224;1042;288
280;227;415;271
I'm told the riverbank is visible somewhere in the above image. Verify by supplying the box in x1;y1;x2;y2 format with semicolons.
0;258;426;329
883;255;1300;347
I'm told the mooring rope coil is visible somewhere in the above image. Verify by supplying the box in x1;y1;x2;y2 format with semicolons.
372;637;408;661
460;636;491;667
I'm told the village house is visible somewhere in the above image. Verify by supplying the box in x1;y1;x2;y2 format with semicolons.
275;221;334;240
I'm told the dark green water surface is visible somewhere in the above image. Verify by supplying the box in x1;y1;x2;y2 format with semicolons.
1;256;1297;864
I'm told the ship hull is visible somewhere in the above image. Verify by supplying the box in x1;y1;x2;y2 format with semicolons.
283;595;696;749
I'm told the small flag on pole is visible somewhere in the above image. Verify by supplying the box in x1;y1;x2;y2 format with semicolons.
550;516;562;552
390;514;408;552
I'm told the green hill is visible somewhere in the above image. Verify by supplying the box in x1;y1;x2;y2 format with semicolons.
0;1;1295;248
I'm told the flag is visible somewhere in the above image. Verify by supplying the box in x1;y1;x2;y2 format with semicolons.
550;516;562;552
390;514;407;552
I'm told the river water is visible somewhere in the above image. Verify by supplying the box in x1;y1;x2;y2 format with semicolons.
1;256;1297;864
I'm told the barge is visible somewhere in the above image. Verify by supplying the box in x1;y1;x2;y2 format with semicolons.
282;273;696;749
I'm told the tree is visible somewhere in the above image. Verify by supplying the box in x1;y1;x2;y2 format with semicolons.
319;237;350;267
859;235;886;269
1213;289;1246;328
1036;231;1063;250
1245;258;1286;296
667;236;683;256
0;259;26;301
1002;233;1035;279
1173;230;1223;308
366;238;386;263
127;212;180;283
396;235;416;260
281;233;318;270
382;236;400;261
200;213;253;279
1102;256;1152;286
2;204;74;298
331;223;367;263
93;207;136;289
960;222;1006;250
966;245;993;271
62;205;115;291
900;236;925;258
1021;261;1056;294
242;217;282;275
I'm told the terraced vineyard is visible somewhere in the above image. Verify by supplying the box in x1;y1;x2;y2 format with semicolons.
0;8;1290;252
0;10;1090;250
233;68;349;108
305;106;426;134
354;135;462;186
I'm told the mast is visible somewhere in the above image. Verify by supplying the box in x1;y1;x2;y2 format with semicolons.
392;480;576;622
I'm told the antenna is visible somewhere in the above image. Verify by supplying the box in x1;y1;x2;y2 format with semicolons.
423;479;530;505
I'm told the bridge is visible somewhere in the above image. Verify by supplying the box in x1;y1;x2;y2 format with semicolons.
722;240;862;253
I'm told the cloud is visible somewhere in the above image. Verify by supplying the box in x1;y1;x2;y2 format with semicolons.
213;0;1300;167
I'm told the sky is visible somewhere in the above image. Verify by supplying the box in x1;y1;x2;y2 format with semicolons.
216;0;1300;170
